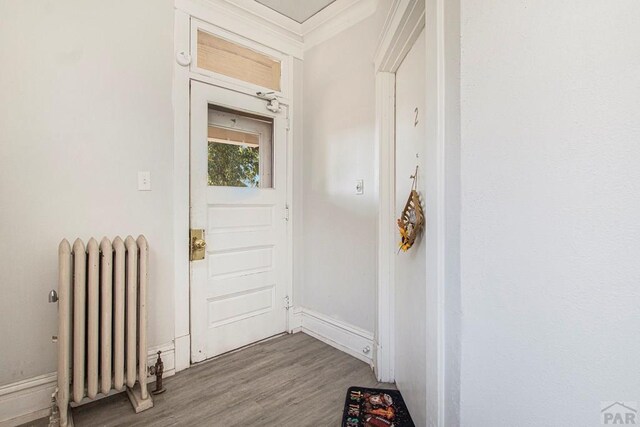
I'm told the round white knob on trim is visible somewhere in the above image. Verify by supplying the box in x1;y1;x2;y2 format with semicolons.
176;51;192;66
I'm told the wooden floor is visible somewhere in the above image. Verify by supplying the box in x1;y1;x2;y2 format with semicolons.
24;333;393;427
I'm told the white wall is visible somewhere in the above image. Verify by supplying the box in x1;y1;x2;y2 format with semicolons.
442;0;461;424
394;29;427;427
460;1;640;425
301;1;390;332
0;0;175;386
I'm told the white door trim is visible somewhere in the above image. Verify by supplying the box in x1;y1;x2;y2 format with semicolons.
374;0;425;383
374;3;458;427
173;7;296;372
173;8;192;373
374;71;396;383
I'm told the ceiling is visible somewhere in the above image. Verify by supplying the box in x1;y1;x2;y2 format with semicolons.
255;0;337;23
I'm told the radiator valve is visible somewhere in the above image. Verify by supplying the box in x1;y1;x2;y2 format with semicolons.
151;351;166;395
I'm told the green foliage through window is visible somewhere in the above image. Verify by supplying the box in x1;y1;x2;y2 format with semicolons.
208;142;260;187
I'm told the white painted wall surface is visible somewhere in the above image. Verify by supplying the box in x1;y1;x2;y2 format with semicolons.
0;0;175;386
460;1;640;425
301;0;390;332
442;0;461;424
394;29;427;427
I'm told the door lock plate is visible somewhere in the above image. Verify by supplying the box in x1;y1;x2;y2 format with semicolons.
190;229;206;261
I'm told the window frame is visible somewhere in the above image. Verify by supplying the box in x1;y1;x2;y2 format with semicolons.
190;19;290;99
206;106;274;189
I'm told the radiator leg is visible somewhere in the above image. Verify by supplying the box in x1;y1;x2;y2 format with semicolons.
57;409;74;427
58;407;66;427
126;384;154;413
47;406;73;427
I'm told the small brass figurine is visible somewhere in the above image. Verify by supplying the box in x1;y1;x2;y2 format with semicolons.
152;351;166;395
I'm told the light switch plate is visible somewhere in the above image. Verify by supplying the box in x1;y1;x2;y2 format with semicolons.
138;171;151;191
356;179;364;195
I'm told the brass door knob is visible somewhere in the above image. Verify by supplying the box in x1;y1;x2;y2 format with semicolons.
190;229;206;261
192;238;206;250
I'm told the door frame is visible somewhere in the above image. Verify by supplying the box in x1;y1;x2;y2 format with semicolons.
374;0;459;426
173;9;296;373
374;0;425;384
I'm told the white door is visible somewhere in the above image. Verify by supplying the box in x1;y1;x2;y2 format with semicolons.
190;80;288;362
393;29;427;425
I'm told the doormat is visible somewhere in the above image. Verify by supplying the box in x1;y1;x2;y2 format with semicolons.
342;386;415;427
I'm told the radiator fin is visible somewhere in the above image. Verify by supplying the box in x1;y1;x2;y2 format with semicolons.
124;236;138;389
87;238;99;399
57;240;72;427
72;239;86;404
99;238;113;395
113;237;126;391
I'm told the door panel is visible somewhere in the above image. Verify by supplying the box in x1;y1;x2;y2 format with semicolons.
190;81;288;362
393;29;427;426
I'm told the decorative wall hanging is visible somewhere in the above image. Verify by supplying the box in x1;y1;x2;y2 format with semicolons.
397;166;425;252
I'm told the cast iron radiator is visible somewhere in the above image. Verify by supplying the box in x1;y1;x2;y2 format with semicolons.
54;236;153;426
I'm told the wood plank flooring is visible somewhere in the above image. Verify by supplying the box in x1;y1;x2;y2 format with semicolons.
23;332;394;427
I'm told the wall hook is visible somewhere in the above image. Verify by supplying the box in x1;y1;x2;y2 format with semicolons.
410;165;419;190
410;165;419;179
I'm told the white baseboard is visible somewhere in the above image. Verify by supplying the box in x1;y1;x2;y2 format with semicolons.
0;373;57;427
297;307;374;365
173;334;191;373
289;306;303;333
0;343;175;427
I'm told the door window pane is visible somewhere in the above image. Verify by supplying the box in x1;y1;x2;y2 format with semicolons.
207;105;273;188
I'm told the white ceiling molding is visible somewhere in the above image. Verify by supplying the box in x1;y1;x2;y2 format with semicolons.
302;0;377;51
181;0;379;56
177;0;304;58
301;0;363;35
374;0;425;71
217;0;302;34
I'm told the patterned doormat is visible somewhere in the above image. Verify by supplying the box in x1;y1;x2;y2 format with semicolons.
341;386;415;427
